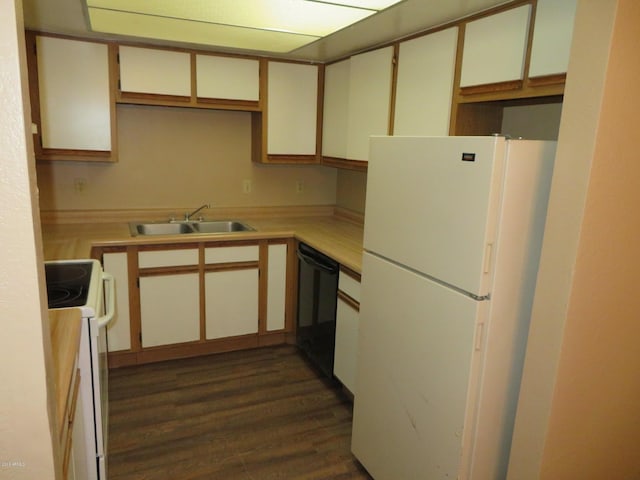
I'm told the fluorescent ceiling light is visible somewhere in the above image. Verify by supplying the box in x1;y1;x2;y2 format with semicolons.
86;0;404;53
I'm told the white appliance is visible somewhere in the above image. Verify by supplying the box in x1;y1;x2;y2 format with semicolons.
45;259;115;480
351;136;556;479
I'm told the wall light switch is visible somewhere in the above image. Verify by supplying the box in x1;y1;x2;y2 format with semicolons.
242;179;252;194
296;180;304;194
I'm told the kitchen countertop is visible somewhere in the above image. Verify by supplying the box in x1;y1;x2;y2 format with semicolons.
49;308;82;437
42;215;365;272
44;214;363;419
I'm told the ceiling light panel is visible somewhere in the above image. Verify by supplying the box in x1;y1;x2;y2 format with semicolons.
86;0;403;52
88;8;319;53
320;0;404;9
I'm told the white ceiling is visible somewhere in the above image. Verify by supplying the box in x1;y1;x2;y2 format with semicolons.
22;0;510;62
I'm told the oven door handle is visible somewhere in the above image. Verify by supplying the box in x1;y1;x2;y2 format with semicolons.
97;272;116;328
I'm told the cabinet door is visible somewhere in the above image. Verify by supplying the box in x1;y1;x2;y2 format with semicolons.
347;46;394;162
267;61;318;155
334;297;359;394
322;59;350;159
139;273;200;347
394;27;458;136
119;46;191;97
196;54;259;101
529;0;578;77
36;36;111;151
205;269;259;339
460;5;532;87
103;252;131;352
266;244;287;332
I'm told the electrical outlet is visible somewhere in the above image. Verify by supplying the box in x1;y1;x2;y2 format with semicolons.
74;178;87;194
296;180;304;194
242;179;252;194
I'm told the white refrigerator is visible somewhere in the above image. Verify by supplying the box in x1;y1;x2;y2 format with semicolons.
351;136;556;479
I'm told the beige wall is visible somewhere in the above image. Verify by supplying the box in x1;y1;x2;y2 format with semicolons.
336;169;367;214
509;1;640;478
501;102;563;140
0;0;58;478
540;0;640;476
36;104;337;212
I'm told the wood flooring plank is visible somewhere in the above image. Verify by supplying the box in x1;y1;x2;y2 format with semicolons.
108;345;371;480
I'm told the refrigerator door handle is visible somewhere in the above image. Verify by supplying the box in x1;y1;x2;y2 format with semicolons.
483;243;493;273
475;322;485;351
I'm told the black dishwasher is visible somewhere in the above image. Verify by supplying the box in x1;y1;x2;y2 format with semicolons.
296;242;339;379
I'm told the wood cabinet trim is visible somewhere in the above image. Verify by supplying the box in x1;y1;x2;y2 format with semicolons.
128;246;142;352
527;73;567;87
337;290;360;312
265;154;320;165
204;261;259;273
459;80;524;97
321;156;368;172
258;241;268;335
388;43;400;135
339;265;361;282
138;265;199;276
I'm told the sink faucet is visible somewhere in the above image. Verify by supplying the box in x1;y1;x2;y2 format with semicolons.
184;203;210;221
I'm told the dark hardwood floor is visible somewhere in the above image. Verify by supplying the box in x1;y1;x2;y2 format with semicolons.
108;345;372;479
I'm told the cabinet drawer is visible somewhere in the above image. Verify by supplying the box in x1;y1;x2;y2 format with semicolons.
339;270;361;303
139;248;198;268
205;245;259;264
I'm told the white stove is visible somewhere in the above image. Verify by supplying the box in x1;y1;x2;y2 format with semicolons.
45;259;115;480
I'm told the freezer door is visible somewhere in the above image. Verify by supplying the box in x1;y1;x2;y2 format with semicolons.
352;252;485;479
364;136;506;297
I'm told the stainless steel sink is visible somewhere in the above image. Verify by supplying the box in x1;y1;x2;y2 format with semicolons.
129;220;254;236
194;221;254;234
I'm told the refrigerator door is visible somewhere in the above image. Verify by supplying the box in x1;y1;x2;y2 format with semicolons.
364;136;506;297
352;252;486;479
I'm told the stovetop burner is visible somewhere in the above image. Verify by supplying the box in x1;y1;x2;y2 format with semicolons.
45;261;93;309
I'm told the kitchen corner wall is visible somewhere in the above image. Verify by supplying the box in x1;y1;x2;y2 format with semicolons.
336;169;367;214
36;104;337;212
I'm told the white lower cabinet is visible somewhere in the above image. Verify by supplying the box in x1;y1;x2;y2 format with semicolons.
205;269;259;339
138;247;200;348
333;269;361;395
204;244;260;340
334;297;359;394
139;273;200;347
104;240;288;361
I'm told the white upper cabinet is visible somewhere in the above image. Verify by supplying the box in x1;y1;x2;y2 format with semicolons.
529;0;578;77
267;61;318;155
36;36;111;151
394;27;458;136
196;55;259;101
322;59;350;159
119;46;191;96
460;5;532;87
347;46;394;162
